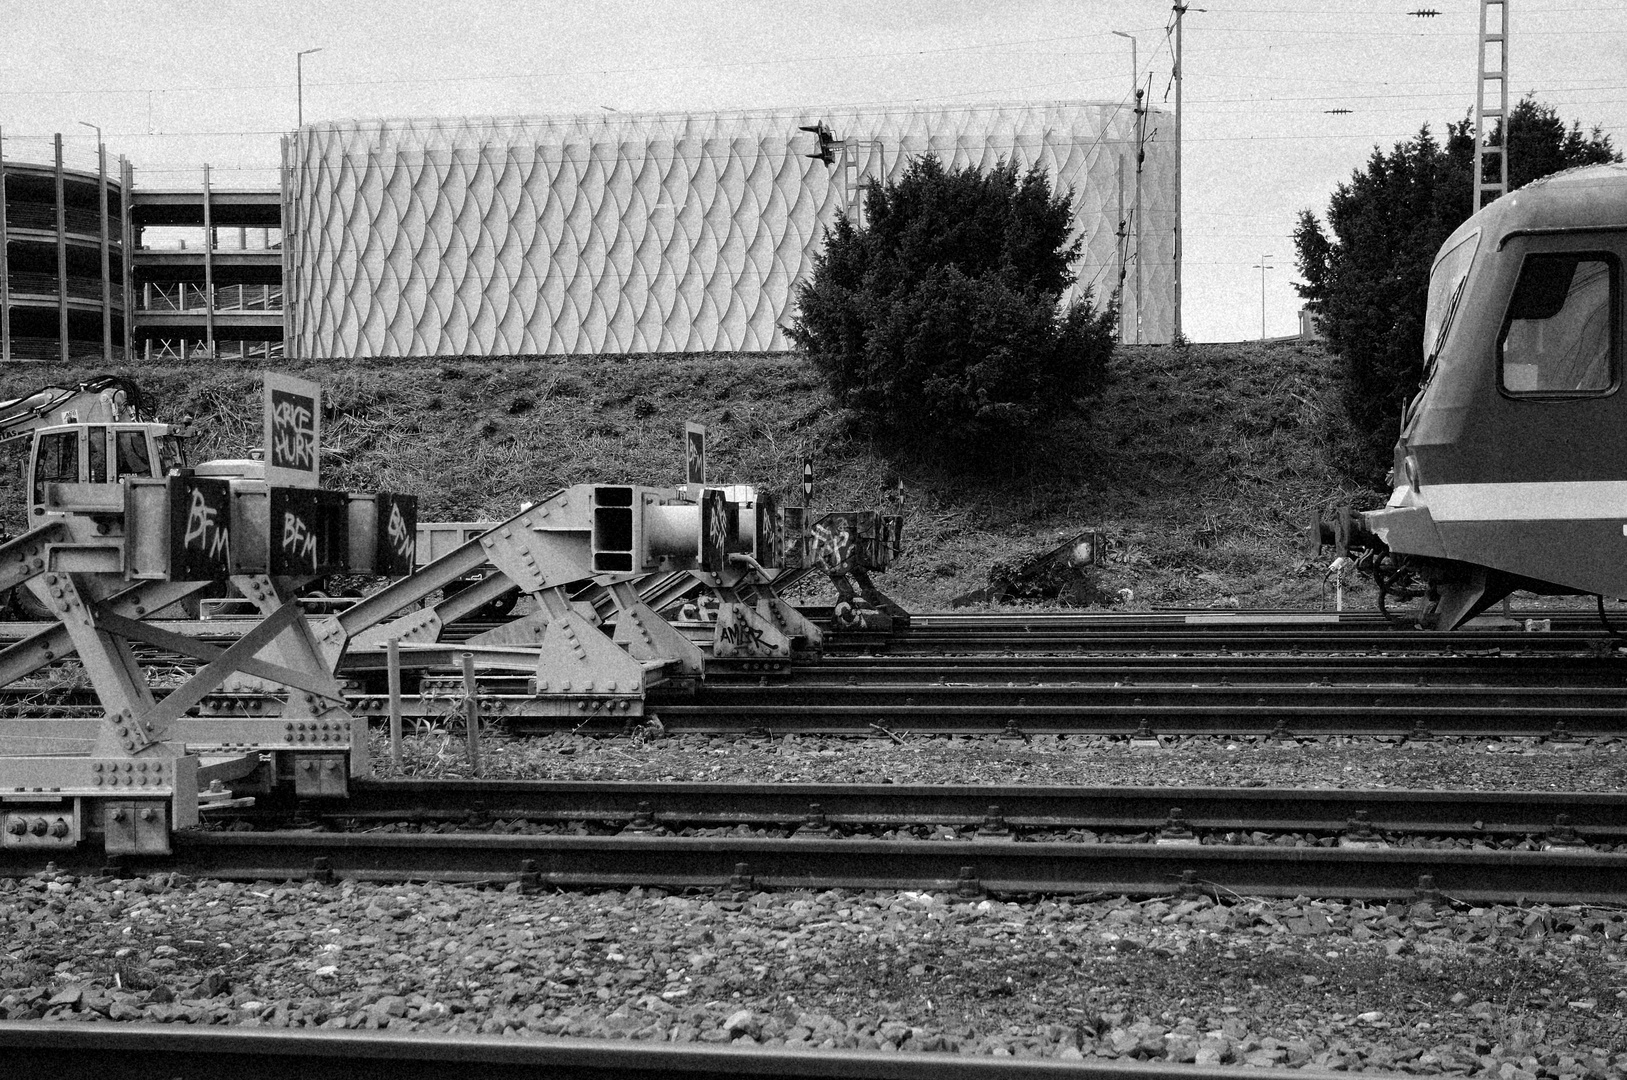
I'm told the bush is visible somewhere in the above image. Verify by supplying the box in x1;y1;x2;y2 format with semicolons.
790;156;1115;461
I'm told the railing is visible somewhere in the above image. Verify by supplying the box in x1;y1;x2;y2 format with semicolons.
142;338;284;362
3;271;124;304
139;283;282;313
3;201;114;238
3;336;116;361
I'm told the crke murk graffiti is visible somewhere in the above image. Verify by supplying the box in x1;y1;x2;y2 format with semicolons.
270;391;317;472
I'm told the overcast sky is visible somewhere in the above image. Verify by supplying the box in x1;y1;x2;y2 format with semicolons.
3;0;1623;342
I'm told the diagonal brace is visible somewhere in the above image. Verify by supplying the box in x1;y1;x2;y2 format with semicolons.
134;602;319;730
94;611;341;699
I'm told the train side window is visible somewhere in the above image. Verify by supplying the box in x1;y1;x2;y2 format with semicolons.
33;431;80;505
115;429;154;478
1500;253;1617;395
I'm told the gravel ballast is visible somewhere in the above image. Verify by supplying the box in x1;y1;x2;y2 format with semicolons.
8;733;1626;1076
4;869;1626;1078
369;730;1627;792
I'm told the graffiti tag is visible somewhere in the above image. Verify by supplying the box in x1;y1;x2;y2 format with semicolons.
269;390;316;472
811;518;855;573
183;487;230;562
718;619;769;653
282;511;318;567
386;500;414;561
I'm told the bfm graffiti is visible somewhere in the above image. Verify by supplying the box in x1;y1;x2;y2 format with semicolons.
183;488;229;562
386;500;414;562
282;511;319;566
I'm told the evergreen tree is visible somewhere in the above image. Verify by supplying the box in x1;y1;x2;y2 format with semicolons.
790;156;1115;462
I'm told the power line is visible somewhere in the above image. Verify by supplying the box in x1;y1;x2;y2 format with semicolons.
0;31;1135;99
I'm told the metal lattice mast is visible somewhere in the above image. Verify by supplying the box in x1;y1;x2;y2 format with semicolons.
1474;0;1509;210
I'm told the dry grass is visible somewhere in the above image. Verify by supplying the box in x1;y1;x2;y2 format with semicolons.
0;342;1372;610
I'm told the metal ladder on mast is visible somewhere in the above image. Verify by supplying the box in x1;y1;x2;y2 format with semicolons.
1474;0;1510;210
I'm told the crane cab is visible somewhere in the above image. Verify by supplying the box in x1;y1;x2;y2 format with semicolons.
27;422;188;519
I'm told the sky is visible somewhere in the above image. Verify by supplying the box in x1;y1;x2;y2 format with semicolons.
2;0;1624;343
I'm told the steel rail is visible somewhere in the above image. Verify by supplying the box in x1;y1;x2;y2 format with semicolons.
664;684;1622;710
530;698;1618;737
17;829;1625;905
702;654;1627;688
279;779;1627;841
0;1022;1362;1080
825;630;1612;655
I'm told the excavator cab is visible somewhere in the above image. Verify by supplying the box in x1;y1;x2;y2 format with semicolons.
27;422;187;518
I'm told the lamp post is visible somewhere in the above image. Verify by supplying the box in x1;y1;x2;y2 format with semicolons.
1252;255;1274;341
1109;31;1137;102
78;121;112;362
297;48;324;129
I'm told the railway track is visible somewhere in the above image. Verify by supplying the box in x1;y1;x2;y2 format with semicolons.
215;778;1627;842
7;780;1620;905
0;1022;1316;1080
15;822;1619;905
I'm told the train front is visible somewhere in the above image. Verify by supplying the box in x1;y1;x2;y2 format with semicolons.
1360;163;1627;627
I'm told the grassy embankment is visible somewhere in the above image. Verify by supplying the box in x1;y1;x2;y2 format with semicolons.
0;341;1374;610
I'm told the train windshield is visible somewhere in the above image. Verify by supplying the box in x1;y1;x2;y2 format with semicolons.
1422;231;1480;364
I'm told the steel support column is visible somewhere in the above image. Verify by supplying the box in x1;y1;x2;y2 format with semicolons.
97;139;111;363
0;124;10;364
120;156;132;362
202;162;215;356
54;134;67;364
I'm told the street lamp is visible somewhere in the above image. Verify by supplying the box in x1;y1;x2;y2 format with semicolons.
1252;255;1275;341
297;48;324;129
1109;31;1137;102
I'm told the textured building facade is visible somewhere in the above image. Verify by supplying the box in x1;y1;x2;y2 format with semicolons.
285;103;1175;357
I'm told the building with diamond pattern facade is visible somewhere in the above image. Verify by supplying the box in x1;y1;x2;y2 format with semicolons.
282;103;1174;357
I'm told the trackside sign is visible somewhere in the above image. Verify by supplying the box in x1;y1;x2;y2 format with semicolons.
264;371;321;489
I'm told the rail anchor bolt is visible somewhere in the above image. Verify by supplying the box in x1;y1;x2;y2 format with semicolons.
1340;810;1388;849
1543;814;1588;850
1156;808;1200;846
624;802;660;834
975;805;1015;842
998;719;1031;744
955;866;983;898
1411;874;1444;910
795;804;835;838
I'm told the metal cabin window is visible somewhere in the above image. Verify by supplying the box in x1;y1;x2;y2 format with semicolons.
33;432;80;506
115;429;154;478
87;426;108;483
1499;253;1618;396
